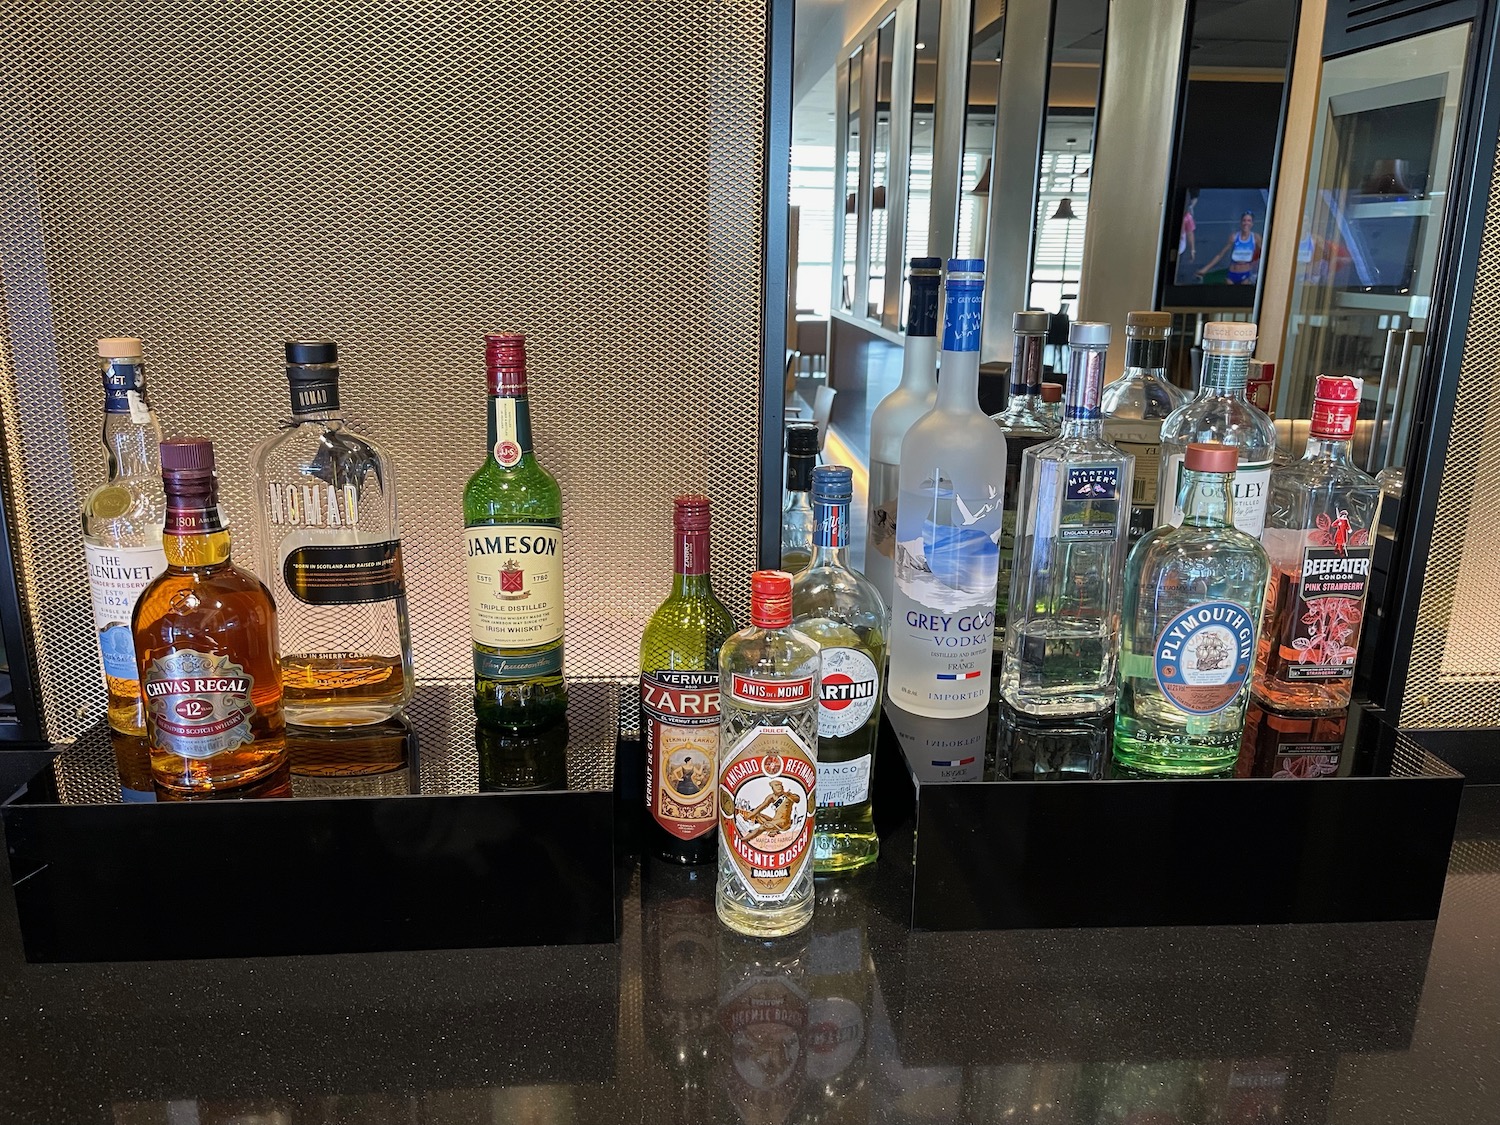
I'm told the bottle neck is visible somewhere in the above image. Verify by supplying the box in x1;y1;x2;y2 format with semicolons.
1303;434;1355;463
1122;336;1168;386
808;495;851;568
1200;349;1249;398
1062;342;1106;438
1178;468;1234;528
163;494;232;568
1010;332;1045;399
672;526;715;597
289;406;345;427
102;411;161;479
936;280;983;412
785;452;815;497
487;391;535;468
899;334;939;394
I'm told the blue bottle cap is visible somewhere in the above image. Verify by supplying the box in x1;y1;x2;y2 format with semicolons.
947;258;985;275
811;464;854;503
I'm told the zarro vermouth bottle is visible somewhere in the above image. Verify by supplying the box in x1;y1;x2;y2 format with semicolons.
1253;375;1382;711
133;438;288;797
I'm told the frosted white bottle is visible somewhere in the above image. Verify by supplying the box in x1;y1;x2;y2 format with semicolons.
887;259;1008;718
865;257;941;606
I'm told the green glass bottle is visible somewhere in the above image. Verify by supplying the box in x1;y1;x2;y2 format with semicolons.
463;333;567;728
640;495;737;865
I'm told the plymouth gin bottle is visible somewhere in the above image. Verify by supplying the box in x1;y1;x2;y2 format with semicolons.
251;340;414;726
717;571;820;937
1157;321;1276;537
865;257;941;605
991;310;1058;649
1102;311;1188;545
82;337;166;734
888;259;1007;718
792;465;885;874
465;333;567;728
641;495;737;865
1115;443;1270;775
781;422;819;573
1001;322;1133;717
1254;375;1382;711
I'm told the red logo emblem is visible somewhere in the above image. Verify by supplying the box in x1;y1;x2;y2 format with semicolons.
495;440;521;467
500;560;525;593
821;672;854;710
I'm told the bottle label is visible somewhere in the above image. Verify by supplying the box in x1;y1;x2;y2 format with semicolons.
941;284;984;352
490;397;533;468
817;647;879;738
1154;601;1256;715
473;647;563;680
84;542;167;681
817;753;872;808
1274;741;1343;777
465;524;564;649
166;505;227;536
1159;456;1273;536
1279;540;1373;681
718;724;816;904
731;673;814;706
143;649;256;759
1104;421;1165;508
282;540;406;606
103;362;146;415
1059;464;1122;542
642;670;721;841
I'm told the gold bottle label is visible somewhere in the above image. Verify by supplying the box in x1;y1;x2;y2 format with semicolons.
718;724;816;903
144;649;256;759
464;524;563;648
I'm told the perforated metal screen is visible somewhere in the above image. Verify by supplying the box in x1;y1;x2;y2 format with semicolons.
0;0;768;741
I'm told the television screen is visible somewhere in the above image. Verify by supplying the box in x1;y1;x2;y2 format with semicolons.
1298;189;1423;294
1175;188;1272;287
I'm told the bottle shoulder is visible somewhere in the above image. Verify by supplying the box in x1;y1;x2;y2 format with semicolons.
464;458;564;521
904;407;1009;457
1102;375;1188;419
720;625;821;674
1128;523;1271;582
1028;432;1135;467
791;566;887;627
1159;395;1278;453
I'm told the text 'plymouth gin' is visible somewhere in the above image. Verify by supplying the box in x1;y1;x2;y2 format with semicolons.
1115;443;1270;775
866;257;941;606
792;465;886;874
1001;322;1133;717
888;260;1007;718
717;571;820;937
1102;310;1188;545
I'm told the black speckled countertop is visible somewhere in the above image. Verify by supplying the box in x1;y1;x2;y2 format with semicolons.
0;786;1496;1125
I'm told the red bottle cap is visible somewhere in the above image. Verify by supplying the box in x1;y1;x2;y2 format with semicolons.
485;332;528;395
1185;442;1239;474
1309;375;1361;439
160;437;215;473
749;570;793;629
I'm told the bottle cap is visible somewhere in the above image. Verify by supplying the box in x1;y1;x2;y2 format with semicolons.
1013;310;1050;334
786;422;819;457
1040;383;1063;403
485;332;528;395
1203;321;1258;342
1309;375;1362;439
947;258;984;275
97;337;143;359
1069;321;1110;347
284;340;338;366
1126;311;1171;330
909;257;942;275
284;339;341;414
1185;442;1239;474
160;437;216;473
811;464;853;503
672;494;712;532
749;569;794;629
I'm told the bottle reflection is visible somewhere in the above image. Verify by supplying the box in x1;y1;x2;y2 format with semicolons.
642;858;719;1123
287;714;418;797
153;759;293;801
109;728;156;803
1237;703;1348;778
885;696;990;783
995;703;1109;781
476;719;569;791
804;874;875;1123
718;924;810;1123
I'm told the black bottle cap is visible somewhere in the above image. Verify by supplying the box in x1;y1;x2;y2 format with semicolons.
786;422;819;457
284;339;341;415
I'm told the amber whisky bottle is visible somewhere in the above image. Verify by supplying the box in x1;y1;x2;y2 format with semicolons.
133;438;288;797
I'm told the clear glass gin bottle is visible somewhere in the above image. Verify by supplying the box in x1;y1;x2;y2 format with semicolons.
792;465;886;874
866;258;941;606
250;340;414;726
888;259;1008;718
1156;321;1277;538
1102;311;1188;545
1115;442;1270;775
1000;322;1134;717
992;310;1059;651
81;337;166;734
782;422;819;573
717;570;820;937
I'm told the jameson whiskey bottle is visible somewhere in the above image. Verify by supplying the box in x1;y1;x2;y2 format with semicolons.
250;341;414;726
133;439;288;797
641;495;737;865
82;337;167;735
464;333;567;728
717;571;819;937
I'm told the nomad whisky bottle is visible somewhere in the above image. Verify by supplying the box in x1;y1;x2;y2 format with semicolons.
464;333;567;728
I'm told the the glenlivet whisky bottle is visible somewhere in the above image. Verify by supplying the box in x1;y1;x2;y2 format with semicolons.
82;337;167;735
464;333;567;727
792;465;885;874
134;439;288;796
250;340;414;726
641;495;737;865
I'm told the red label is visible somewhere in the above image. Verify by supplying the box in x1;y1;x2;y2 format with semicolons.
165;506;226;536
642;670;721;841
731;674;814;705
499;561;525;593
674;529;711;576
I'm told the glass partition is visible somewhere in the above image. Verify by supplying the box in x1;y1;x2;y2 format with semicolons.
957;4;1004;259
841;47;863;313
901;0;940;327
868;18;896;320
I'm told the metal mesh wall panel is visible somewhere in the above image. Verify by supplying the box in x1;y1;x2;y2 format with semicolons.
0;0;767;741
1400;141;1500;728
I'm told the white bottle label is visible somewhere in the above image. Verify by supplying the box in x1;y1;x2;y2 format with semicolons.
84;541;166;681
1158;456;1273;538
817;646;879;738
464;524;564;647
817;754;872;808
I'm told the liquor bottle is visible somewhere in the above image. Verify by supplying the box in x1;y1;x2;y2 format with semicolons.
641;495;737;865
464;333;567;728
865;257;942;606
782;422;819;572
1254;375;1382;711
1038;381;1063;426
1114;442;1270;775
81;337;167;735
1156;321;1276;538
888;259;1008;719
250;340;414;726
716;570;819;937
133;438;288;796
792;465;885;874
109;728;156;802
1101;310;1189;545
1001;322;1133;717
